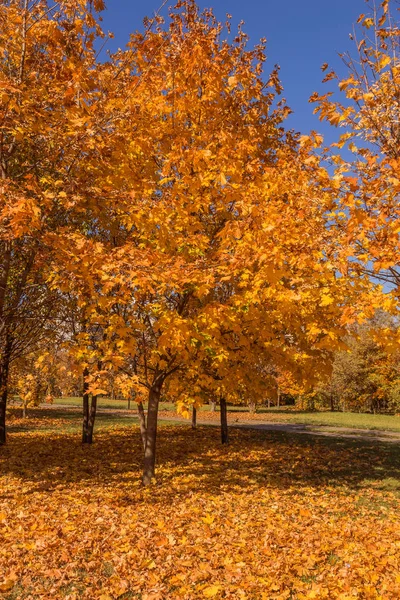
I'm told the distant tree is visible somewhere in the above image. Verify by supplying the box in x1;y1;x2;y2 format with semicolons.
317;314;400;414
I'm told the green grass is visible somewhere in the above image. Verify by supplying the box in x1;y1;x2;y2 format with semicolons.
53;396;179;411
38;397;400;433
266;409;400;432
7;406;182;435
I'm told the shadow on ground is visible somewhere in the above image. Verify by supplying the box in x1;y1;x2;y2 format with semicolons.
1;416;400;503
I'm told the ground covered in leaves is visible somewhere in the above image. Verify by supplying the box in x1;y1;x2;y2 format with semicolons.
1;413;400;599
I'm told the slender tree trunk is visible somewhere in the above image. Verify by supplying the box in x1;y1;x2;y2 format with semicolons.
220;397;229;444
82;394;98;443
82;367;90;443
191;405;197;429
84;395;97;444
277;386;280;408
83;392;97;444
0;382;7;445
267;398;271;409
248;401;256;414
142;386;161;485
128;396;131;410
210;400;216;412
137;401;147;450
0;340;11;445
330;391;335;412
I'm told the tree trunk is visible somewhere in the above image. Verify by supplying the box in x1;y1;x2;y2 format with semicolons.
85;395;97;444
267;398;271;409
330;391;335;412
0;341;11;445
0;382;7;445
277;386;280;408
128;396;131;410
82;367;89;442
142;386;161;485
210;400;216;412
220;397;229;444
191;405;197;429
22;401;26;419
82;368;97;444
137;401;147;450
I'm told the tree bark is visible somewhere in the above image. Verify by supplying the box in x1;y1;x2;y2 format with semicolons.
85;395;97;444
277;386;280;408
0;340;12;445
83;391;97;443
210;400;216;412
82;367;89;443
191;405;197;429
220;396;229;444
82;367;97;444
142;386;161;485
0;381;7;445
137;401;147;450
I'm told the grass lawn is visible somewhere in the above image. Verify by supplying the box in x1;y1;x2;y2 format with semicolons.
6;406;182;434
52;396;179;412
252;409;400;432
46;397;400;433
1;405;400;598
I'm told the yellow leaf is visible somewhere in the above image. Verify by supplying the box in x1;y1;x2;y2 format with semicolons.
203;585;222;598
378;55;391;70
176;402;190;419
320;294;334;307
0;580;14;593
159;176;175;185
202;514;215;525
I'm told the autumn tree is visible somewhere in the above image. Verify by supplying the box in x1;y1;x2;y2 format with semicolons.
314;312;400;414
0;0;115;444
313;0;400;305
56;1;369;484
11;0;369;483
10;347;62;417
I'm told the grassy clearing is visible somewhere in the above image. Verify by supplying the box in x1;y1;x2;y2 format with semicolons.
41;397;400;432
6;406;182;435
51;396;179;412
1;406;400;599
260;409;400;432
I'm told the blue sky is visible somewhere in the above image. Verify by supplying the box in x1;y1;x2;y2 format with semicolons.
100;0;366;141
